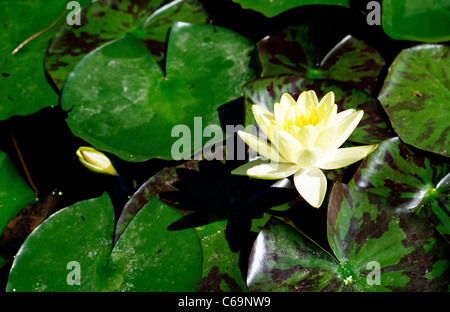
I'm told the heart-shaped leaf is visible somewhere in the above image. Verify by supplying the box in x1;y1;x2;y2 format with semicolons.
6;193;203;291
45;0;208;89
232;0;349;18
243;75;395;146
351;137;450;243
247;182;450;291
61;22;257;162
382;0;450;43
6;193;115;291
257;24;385;94
378;44;450;157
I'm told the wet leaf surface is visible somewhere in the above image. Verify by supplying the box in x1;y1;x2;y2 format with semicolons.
247;182;450;291
351;137;450;243
61;22;257;161
6;193;203;291
45;0;208;89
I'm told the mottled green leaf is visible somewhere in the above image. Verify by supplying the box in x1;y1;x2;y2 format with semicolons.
61;22;257;161
378;44;450;157
45;0;208;89
257;25;385;94
232;0;349;18
247;182;450;292
196;221;247;292
382;0;450;43
6;193;203;292
327;182;449;291
243;75;395;146
247;217;342;292
0;151;35;237
351;137;450;243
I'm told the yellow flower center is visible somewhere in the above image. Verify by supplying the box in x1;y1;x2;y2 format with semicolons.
285;106;321;129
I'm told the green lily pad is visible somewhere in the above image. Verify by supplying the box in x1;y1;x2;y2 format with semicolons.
232;0;349;18
195;220;247;292
257;24;385;94
6;193;203;292
0;0;66;120
247;182;450;292
45;0;208;90
378;44;450;157
61;22;257;162
243;75;395;145
0;151;35;238
351;137;450;243
382;0;450;43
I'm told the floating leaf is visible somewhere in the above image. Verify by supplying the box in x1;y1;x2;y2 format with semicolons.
247;217;341;292
196;221;247;292
257;25;385;94
108;197;202;292
351;137;450;243
45;0;208;89
232;0;349;18
243;75;395;146
378;44;450;157
6;193;203;292
61;22;257;161
382;0;450;43
247;182;450;292
0;151;35;238
0;0;64;120
6;193;115;292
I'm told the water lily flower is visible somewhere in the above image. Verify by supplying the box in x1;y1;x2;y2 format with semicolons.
232;90;377;208
76;146;119;176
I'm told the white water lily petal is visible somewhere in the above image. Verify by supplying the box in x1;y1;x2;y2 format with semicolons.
274;102;288;123
308;90;319;107
280;93;296;108
316;109;363;152
231;157;268;176
332;110;363;149
294;148;322;169
238;130;288;163
247;162;299;179
294;125;319;149
252;105;275;126
271;130;303;163
333;108;356;124
293;167;327;208
317;144;378;170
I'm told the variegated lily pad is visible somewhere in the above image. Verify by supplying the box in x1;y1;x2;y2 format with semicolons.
351;137;450;243
247;182;450;292
45;0;208;89
257;24;385;94
378;44;450;157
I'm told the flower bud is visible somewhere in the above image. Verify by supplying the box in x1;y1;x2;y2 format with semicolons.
76;146;119;176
